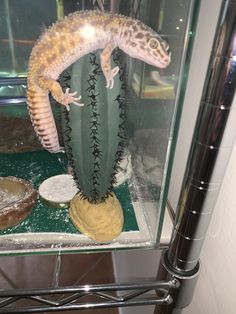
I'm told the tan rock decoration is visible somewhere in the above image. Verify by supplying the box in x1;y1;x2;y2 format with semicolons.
69;193;124;242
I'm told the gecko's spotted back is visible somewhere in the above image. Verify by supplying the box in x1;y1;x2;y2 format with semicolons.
27;10;170;153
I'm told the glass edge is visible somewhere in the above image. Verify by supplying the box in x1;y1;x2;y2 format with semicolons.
155;0;202;247
0;243;156;257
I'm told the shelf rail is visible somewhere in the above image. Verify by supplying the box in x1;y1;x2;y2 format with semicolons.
0;279;177;313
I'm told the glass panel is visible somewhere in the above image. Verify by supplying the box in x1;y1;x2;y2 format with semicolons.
0;0;199;255
0;0;57;77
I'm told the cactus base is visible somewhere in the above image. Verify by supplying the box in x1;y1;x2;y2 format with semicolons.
69;193;124;242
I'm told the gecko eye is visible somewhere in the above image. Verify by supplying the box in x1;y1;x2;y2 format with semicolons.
148;38;160;49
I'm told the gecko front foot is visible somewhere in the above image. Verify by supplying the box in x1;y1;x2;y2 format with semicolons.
105;66;119;89
63;88;84;111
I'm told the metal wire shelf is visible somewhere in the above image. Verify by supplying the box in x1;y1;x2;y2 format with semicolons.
0;278;177;313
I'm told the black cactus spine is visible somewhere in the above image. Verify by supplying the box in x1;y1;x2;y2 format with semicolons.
87;53;103;203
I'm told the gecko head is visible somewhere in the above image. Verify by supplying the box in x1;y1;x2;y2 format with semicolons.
144;36;171;68
119;22;171;69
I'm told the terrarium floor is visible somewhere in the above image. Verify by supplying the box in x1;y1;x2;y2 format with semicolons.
0;150;138;236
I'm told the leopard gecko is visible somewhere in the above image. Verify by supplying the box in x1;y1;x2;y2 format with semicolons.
27;10;171;153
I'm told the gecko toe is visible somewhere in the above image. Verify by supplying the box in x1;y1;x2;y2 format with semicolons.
112;66;119;76
73;101;84;107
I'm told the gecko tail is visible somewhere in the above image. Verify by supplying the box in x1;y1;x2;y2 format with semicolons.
27;87;62;153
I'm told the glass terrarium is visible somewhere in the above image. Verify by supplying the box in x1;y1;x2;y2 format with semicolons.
0;0;198;254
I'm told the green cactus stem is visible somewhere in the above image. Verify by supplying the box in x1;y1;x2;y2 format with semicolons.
61;50;126;241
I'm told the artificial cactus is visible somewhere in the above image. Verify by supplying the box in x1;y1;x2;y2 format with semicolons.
61;50;126;241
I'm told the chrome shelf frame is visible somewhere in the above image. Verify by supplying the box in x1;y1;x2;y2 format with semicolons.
156;0;236;312
0;276;177;313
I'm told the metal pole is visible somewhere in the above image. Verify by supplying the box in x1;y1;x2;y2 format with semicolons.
156;0;236;312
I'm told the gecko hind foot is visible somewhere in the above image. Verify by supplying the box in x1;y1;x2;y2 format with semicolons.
63;88;84;111
105;66;119;89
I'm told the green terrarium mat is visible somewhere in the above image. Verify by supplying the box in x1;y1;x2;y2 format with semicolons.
0;150;152;254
